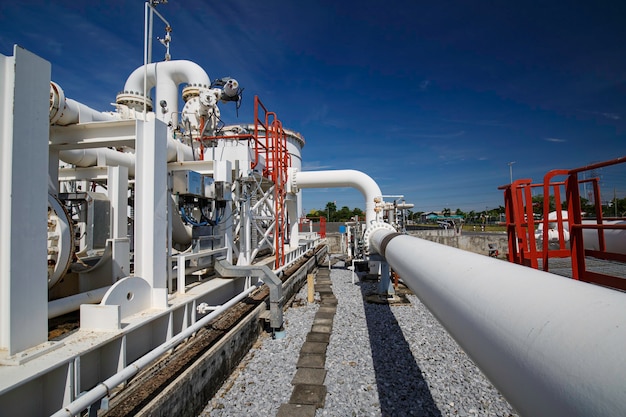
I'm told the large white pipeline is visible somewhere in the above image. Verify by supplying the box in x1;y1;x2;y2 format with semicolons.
293;169;382;225
535;211;626;254
117;60;211;126
370;229;626;417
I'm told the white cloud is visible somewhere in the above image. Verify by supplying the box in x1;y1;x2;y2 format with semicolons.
601;112;621;120
545;137;566;143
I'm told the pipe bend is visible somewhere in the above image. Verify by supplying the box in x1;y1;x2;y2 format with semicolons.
294;169;382;224
122;60;210;96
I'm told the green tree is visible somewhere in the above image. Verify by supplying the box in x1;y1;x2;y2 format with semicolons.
306;209;323;221
324;201;337;221
336;206;352;221
531;195;556;216
351;207;364;220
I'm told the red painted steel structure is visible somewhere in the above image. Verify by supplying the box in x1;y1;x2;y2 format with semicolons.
202;96;291;268
298;217;326;239
500;156;626;291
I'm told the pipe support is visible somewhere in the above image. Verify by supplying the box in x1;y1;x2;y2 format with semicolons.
214;257;283;329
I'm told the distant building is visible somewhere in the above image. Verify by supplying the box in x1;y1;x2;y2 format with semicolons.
420;211;464;223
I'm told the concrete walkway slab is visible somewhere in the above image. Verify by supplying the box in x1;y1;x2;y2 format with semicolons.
292;367;327;385
306;332;330;343
313;317;333;327
301;341;328;355
317;306;337;314
314;311;335;320
277;403;317;417
290;384;327;407
311;323;332;333
297;353;325;369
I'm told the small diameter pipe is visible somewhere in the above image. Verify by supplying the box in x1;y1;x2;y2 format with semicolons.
48;286;111;319
51;281;262;417
370;229;626;417
294;169;382;225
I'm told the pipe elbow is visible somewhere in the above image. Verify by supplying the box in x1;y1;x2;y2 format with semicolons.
120;60;210;97
293;169;383;225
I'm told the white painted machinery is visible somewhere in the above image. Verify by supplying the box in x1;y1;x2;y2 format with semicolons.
0;4;326;415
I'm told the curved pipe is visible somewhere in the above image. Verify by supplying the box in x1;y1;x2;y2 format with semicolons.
294;169;382;225
118;60;210;126
370;229;626;417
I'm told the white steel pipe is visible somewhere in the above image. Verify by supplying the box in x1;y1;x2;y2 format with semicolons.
50;81;117;126
48;286;111;319
59;149;136;175
119;60;210;127
51;281;262;417
294;169;382;225
370;229;626;417
58;135;193;174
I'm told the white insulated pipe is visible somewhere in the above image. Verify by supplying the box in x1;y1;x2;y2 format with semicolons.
119;60;210;126
59;149;136;175
50;81;117;126
370;229;626;417
294;169;382;225
58;137;193;175
48;286;110;319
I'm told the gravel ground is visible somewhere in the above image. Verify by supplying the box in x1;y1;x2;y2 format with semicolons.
200;260;519;417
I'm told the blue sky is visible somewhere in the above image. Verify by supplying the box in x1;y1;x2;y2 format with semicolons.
2;1;625;214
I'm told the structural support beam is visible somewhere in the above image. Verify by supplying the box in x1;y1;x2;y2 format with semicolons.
0;46;51;355
370;229;626;417
214;257;283;329
134;118;168;308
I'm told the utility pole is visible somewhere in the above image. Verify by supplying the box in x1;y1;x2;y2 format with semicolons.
508;161;516;184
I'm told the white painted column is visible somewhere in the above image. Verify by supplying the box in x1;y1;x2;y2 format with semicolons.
214;161;233;263
134;118;168;309
238;184;251;266
0;46;50;355
286;196;299;249
108;165;130;282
